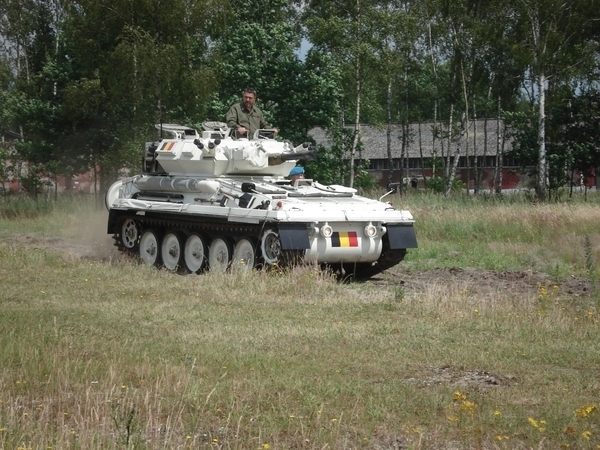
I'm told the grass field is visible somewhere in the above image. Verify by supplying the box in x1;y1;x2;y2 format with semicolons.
0;192;599;449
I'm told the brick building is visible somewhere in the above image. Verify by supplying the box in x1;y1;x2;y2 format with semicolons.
309;120;596;191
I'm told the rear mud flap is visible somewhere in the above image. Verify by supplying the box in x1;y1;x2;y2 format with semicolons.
278;223;310;250
386;224;418;249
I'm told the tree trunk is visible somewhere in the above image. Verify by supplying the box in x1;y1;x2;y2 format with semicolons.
401;69;409;194
480;83;493;193
349;58;361;188
529;5;547;201
445;104;453;184
445;112;466;197
460;62;470;197
473;101;479;194
428;23;439;186
386;80;393;190
494;96;503;195
535;71;547;201
419;121;427;184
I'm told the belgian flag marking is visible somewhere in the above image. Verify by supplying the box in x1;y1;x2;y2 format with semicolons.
162;142;175;151
331;231;359;248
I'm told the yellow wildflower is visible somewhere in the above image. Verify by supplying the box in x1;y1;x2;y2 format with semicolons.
459;401;476;414
452;391;467;402
528;417;539;428
582;430;592;440
575;405;597;418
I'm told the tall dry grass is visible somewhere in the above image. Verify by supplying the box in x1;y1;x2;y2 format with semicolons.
402;193;600;279
1;193;599;449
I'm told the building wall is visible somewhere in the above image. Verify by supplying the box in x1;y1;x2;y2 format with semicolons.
370;167;595;191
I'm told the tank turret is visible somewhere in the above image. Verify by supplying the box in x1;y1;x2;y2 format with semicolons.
143;122;316;177
106;121;417;277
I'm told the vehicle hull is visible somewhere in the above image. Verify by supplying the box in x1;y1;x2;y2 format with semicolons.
105;122;417;276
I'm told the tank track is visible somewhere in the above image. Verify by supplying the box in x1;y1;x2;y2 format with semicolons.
111;211;302;269
112;212;265;250
110;211;406;275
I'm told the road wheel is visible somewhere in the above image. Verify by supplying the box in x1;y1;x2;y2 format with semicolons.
184;233;206;273
231;237;257;273
139;229;161;266
208;237;232;272
161;230;183;271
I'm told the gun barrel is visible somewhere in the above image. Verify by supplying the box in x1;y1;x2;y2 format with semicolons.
279;149;317;162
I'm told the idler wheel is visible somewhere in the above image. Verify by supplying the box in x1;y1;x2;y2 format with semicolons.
184;233;206;273
208;237;232;272
120;218;139;249
260;229;281;265
161;230;183;271
231;238;257;273
139;229;161;266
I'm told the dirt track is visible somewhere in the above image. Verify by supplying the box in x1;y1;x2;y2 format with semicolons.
380;265;593;299
3;233;595;299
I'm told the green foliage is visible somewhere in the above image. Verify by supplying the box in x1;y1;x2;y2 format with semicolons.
550;89;600;184
426;176;445;193
503;87;600;194
208;0;341;144
353;166;377;190
426;175;463;194
305;145;346;185
305;123;354;185
0;0;598;200
503;110;537;168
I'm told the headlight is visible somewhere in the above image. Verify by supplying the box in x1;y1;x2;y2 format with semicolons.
364;222;377;238
320;223;333;238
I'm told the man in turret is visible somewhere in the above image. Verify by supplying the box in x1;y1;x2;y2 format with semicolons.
226;87;274;139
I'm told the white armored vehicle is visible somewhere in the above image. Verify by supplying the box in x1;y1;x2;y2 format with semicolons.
105;122;417;276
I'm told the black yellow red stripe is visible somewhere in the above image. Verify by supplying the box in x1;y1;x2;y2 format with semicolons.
331;231;358;247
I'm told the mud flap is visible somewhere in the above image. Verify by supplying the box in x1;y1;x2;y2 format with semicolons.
278;223;310;250
386;224;418;249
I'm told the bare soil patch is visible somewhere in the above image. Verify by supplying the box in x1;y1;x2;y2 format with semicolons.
378;265;594;299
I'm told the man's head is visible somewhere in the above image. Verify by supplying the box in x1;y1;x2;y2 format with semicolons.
242;87;257;110
289;166;305;183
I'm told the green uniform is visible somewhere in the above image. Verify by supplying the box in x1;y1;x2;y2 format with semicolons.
225;102;271;139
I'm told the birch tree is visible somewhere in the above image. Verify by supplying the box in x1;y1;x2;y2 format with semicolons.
512;0;593;200
303;0;387;187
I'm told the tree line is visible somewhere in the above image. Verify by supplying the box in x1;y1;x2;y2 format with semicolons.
0;0;598;199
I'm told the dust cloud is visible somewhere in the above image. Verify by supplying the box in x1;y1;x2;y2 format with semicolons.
4;206;123;263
